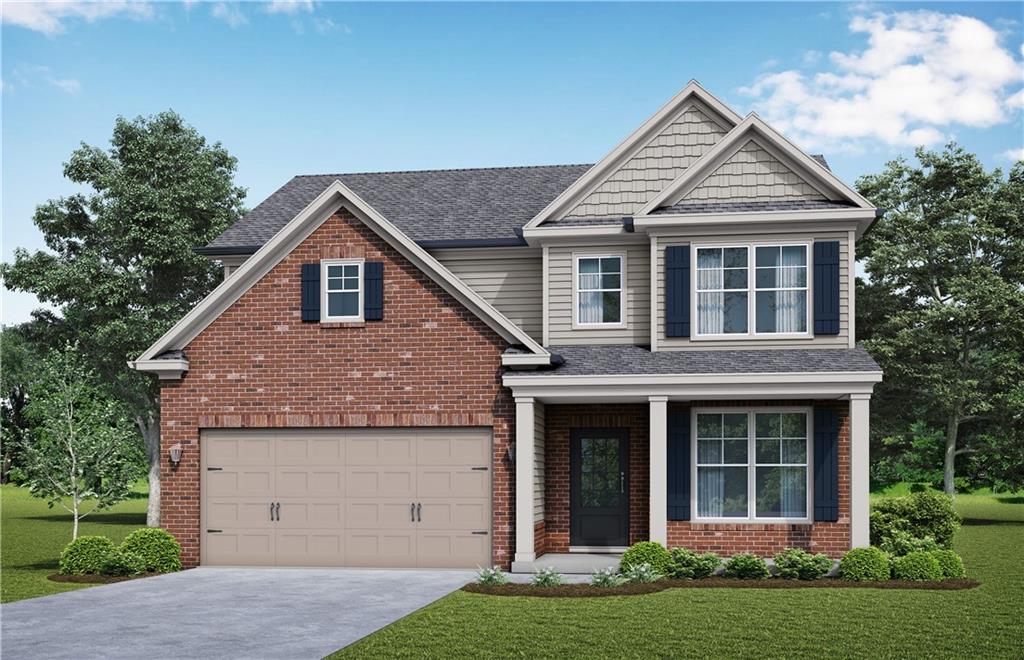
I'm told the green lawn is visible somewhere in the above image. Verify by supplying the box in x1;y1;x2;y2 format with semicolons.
1;483;148;603
334;493;1024;659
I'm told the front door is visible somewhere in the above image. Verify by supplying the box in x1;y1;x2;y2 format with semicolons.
570;429;629;547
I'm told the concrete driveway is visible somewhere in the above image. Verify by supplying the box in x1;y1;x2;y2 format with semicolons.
0;567;474;659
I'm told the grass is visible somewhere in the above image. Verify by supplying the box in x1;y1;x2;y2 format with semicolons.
1;482;148;603
333;492;1024;659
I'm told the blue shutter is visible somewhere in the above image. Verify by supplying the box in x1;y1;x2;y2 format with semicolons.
300;263;320;322
813;241;840;335
813;408;840;522
364;261;384;321
667;409;691;520
665;246;690;337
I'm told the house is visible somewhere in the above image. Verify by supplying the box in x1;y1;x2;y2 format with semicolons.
131;81;882;571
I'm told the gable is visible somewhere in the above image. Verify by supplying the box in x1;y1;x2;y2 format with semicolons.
564;102;730;219
679;139;827;205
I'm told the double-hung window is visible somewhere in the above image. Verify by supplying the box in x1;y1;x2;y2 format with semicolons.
694;409;810;521
576;255;624;326
321;259;363;322
694;243;809;337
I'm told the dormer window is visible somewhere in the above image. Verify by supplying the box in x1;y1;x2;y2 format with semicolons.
575;254;625;327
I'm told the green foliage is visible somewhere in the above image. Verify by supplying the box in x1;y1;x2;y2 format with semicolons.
590;568;626;588
838;547;891;581
119;528;181;573
59;536;115;575
723;553;770;580
856;148;1024;495
930;549;966;579
877;528;939;557
475;566;510;586
773;548;833;580
621;563;663;583
619;541;672;575
0;325;39;484
101;549;146;577
871;491;961;549
891;551;943;581
530;567;565;587
667;547;721;579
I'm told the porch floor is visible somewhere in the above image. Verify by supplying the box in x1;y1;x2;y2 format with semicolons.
511;553;622;575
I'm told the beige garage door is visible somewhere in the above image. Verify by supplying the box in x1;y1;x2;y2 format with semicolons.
201;428;491;568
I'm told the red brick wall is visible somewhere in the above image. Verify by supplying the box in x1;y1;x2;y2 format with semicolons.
543;404;650;553
666;400;851;558
158;208;516;568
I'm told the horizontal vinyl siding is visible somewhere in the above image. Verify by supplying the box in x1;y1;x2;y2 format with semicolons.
433;247;543;341
548;242;650;345
534;402;545;523
655;232;850;349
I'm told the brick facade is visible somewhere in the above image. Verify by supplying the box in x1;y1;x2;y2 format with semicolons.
158;208;516;568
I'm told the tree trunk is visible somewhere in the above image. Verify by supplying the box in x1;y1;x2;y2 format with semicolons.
137;414;161;527
72;497;79;540
943;414;959;498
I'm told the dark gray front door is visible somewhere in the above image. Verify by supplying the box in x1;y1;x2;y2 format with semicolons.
570;429;629;547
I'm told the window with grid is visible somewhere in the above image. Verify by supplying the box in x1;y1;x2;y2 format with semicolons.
323;261;362;321
754;245;808;334
576;256;623;325
696;247;748;335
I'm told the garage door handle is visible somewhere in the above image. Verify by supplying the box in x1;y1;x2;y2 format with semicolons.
275;502;280;521
416;502;422;522
411;503;416;522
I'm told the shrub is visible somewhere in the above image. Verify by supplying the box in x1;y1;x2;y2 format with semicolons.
668;548;720;579
930;549;966;579
101;549;146;577
878;528;939;557
773;548;833;580
59;536;116;575
838;547;890;581
619;541;672;576
531;567;565;587
723;553;770;579
891;551;943;581
590;567;626;587
871;491;960;549
120;528;182;573
622;562;663;583
475;566;510;586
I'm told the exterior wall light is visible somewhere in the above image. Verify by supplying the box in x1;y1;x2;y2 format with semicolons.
169;444;183;469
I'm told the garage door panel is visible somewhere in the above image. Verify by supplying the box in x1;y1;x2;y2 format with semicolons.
206;498;275;529
417;467;489;498
416;530;489;568
206;468;275;498
276;433;345;466
417;433;490;466
205;434;274;466
275;531;344;566
347;433;415;465
205;530;275;566
418;500;489;530
276;468;345;498
346;501;417;529
277;500;345;529
346;467;415;499
345;531;416;567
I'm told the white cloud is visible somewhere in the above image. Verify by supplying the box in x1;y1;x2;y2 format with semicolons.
313;16;350;35
2;1;155;35
210;2;248;28
266;0;314;15
1001;147;1024;161
1008;88;1024;110
740;10;1024;151
9;64;82;94
802;50;822;66
49;78;82;94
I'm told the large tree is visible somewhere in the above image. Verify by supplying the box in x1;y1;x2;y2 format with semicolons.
3;111;246;524
856;144;1024;495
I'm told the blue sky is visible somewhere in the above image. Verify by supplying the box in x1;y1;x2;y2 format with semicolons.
3;1;1023;324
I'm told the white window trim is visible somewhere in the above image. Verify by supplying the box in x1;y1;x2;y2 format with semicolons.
320;258;364;322
572;252;627;330
690;406;813;524
691;241;812;340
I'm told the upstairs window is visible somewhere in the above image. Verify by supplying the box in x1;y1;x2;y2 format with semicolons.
576;255;623;326
755;246;808;334
321;260;363;322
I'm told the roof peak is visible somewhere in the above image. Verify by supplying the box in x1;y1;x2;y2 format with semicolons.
293;163;592;179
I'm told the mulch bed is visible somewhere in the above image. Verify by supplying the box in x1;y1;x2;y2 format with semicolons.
463;577;980;597
47;572;161;585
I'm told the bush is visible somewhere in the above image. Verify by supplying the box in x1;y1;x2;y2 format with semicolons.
101;549;146;576
891;551;943;581
120;528;182;573
590;568;626;588
878;528;939;557
871;491;960;549
622;562;663;583
930;549;966;579
838;547;890;581
475;566;510;586
619;541;672;576
531;567;565;587
723;553;770;579
668;548;721;579
59;536;116;575
773;548;833;580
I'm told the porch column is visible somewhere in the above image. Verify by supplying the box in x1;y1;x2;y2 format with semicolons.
514;396;536;563
649;396;668;546
850;394;871;547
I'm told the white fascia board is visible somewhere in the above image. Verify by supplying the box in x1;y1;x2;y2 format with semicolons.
134;180;549;366
522;226;649;247
522;81;742;231
634;208;875;231
501;353;553;367
128;358;189;380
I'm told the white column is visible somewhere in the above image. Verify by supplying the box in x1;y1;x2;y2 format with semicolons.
514;396;536;563
850;394;871;547
649;396;668;546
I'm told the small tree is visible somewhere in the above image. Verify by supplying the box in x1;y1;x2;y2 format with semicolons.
22;344;143;539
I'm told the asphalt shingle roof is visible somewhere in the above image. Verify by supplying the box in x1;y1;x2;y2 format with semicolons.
506;344;880;376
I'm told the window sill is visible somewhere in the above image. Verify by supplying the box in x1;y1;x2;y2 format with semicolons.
319;321;366;329
689;334;814;342
690;518;813;526
572;322;628;331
